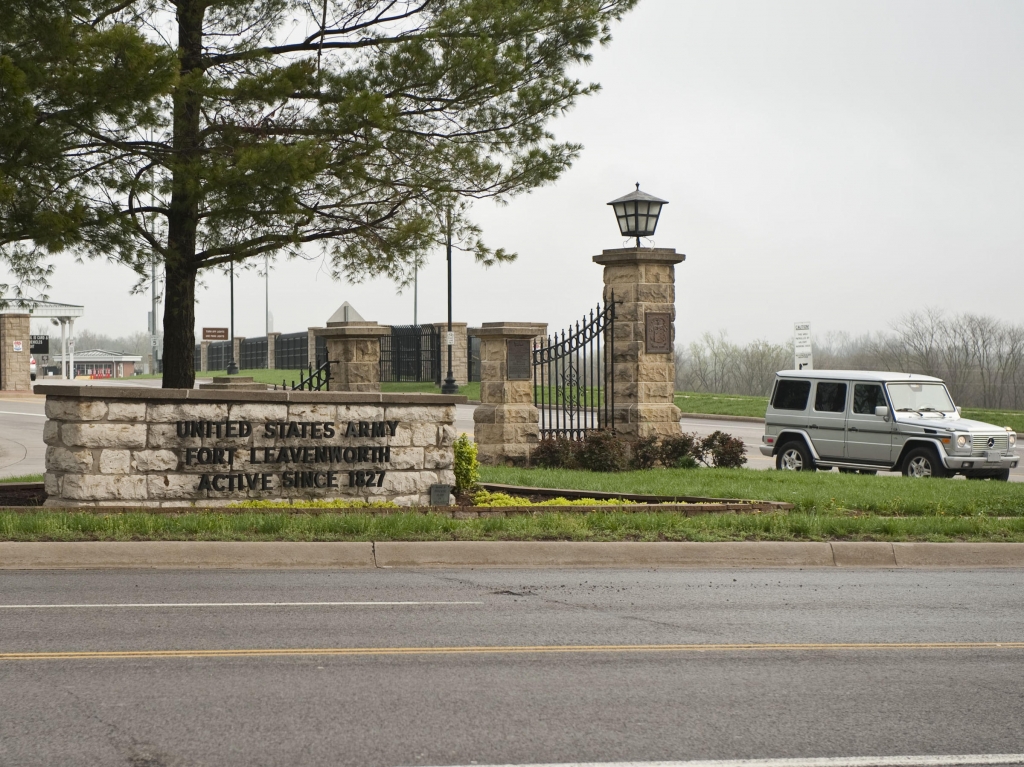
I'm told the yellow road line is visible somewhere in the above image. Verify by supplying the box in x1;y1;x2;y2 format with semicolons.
2;642;1024;662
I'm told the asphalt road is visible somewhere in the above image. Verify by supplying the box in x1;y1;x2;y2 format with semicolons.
1;568;1023;766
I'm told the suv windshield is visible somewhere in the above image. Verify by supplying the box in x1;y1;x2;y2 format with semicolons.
886;382;956;414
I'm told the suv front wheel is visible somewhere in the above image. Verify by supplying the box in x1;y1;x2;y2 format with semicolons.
902;447;947;479
776;441;815;472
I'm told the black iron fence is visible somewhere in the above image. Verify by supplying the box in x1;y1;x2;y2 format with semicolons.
207;340;231;371
468;335;481;382
380;326;441;383
275;332;308;369
533;301;616;440
240;337;268;369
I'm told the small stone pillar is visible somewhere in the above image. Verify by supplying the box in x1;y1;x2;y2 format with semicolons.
314;322;390;392
267;332;280;369
0;313;31;391
593;247;684;441
306;327;322;368
429;322;468;386
473;322;546;466
199;341;211;372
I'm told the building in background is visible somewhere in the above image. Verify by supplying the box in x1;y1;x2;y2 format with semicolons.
51;349;142;379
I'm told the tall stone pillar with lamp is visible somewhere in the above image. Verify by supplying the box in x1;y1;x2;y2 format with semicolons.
596;184;683;441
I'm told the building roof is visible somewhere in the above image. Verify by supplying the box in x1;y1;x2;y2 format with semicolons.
776;370;944;383
52;348;142;363
0;299;84;318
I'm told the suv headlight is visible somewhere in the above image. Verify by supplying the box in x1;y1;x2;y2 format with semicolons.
1009;431;1017;448
956;434;969;448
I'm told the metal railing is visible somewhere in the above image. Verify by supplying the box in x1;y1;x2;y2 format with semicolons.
380;325;441;383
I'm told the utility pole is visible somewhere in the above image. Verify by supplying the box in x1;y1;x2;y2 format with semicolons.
441;208;457;394
413;263;418;326
265;254;270;336
226;262;239;374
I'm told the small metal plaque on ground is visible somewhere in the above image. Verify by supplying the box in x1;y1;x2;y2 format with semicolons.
645;312;672;354
429;484;452;506
506;339;532;380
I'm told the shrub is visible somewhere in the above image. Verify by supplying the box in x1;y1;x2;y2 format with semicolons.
659;433;700;468
453;433;480;493
577;430;630;472
631;434;661;470
531;437;580;469
698;431;748;468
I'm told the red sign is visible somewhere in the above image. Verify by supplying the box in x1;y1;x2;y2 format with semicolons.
203;328;229;341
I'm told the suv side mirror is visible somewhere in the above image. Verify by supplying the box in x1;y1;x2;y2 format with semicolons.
874;406;889;419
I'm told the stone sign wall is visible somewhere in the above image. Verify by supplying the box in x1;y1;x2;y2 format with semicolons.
36;385;463;507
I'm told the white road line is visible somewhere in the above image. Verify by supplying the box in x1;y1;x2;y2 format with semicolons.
0;601;483;609
0;410;45;417
407;757;1024;767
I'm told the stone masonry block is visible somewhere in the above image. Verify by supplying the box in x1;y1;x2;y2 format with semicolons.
148;403;229;423
46;446;93;473
106;402;148;422
639;382;675;402
439;424;456;447
286;403;336;421
387;447;425;470
423;447;453;470
44;473;61;496
45;399;108;421
62;422;147;449
228;403;289;422
410;422;439;447
637;284;674;303
132;450;180;472
147;474;204;500
384;406;454;424
99;450;132;474
641;263;674;283
62;474;148;501
638;360;674;383
43;421;61;445
337;405;386;422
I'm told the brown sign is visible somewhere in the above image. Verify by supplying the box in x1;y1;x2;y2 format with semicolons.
203;327;229;341
506;339;532;380
645;312;672;354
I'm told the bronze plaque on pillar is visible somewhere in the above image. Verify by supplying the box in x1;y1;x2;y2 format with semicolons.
506;339;532;380
645;312;672;354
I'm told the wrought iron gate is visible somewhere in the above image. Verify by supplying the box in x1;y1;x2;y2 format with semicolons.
533;300;615;440
380;326;441;383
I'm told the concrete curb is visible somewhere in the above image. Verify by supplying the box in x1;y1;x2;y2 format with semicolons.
2;541;1024;569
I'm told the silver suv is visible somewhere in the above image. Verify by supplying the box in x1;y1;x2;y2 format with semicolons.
760;370;1019;480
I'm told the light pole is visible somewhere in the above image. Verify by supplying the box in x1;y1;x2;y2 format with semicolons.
608;183;668;248
440;208;458;394
226;261;239;374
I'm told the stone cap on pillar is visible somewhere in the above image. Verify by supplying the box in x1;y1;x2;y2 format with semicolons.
592;247;685;266
314;321;391;338
474;322;547;339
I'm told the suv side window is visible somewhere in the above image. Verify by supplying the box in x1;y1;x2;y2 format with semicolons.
772;379;811;410
814;382;847;412
852;383;885;414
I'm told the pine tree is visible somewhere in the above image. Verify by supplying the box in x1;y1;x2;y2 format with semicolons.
1;0;638;386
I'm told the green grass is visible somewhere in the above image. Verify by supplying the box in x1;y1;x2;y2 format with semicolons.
961;407;1024;433
479;466;1024;517
3;509;1024;542
674;391;768;418
0;474;43;483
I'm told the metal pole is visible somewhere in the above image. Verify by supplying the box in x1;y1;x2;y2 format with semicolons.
441;208;457;394
413;263;418;326
226;261;239;374
265;255;269;337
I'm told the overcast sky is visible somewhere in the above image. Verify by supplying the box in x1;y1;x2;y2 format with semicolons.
18;0;1024;345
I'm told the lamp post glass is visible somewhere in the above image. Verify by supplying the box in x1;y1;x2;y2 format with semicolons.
608;184;668;248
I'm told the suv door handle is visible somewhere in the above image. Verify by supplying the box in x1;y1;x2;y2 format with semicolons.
848;426;859;432
808;424;818;429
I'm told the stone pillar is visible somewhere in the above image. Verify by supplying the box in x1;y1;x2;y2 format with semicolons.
429;321;468;386
232;336;245;370
593;247;684;441
473;322;546;466
314;322;390;392
306;327;322;368
200;341;210;372
0;313;31;391
267;332;281;369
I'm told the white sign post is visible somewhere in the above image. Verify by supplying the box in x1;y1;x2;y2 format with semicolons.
794;321;813;370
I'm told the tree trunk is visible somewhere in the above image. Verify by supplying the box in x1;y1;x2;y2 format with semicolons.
162;0;205;389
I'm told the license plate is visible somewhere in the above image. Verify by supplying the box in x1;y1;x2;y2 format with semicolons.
986;450;1001;463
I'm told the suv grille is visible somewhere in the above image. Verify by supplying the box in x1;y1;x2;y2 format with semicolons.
972;434;1009;454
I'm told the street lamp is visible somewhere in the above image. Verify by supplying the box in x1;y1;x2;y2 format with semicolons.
226;261;239;375
440;208;458;394
607;183;668;248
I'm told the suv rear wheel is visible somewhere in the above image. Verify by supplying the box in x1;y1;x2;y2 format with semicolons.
776;441;815;472
902;447;947;479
